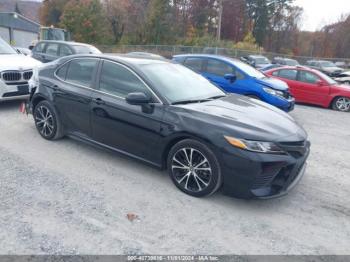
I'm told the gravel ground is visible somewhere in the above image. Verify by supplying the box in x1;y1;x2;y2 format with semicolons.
0;100;349;255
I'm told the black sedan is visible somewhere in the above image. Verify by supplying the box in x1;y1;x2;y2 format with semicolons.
27;54;310;199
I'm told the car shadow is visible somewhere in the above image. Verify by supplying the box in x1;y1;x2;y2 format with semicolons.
0;100;24;111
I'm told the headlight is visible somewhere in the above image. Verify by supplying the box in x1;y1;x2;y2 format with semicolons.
224;136;284;154
263;87;284;98
31;66;39;82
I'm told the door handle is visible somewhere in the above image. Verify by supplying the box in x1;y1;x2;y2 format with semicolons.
93;98;106;105
51;85;59;92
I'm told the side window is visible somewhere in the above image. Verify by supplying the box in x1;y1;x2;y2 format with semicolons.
99;61;149;98
298;71;320;84
46;43;59;56
278;69;297;80
272;70;279;76
184;58;203;72
56;63;69;80
34;43;46;53
235;70;245;80
59;45;73;57
205;59;233;77
66;59;98;87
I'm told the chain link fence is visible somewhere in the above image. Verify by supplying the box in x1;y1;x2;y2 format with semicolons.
97;44;350;68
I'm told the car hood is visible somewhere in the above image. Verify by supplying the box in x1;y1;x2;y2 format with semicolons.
177;95;307;142
255;77;289;91
0;54;42;71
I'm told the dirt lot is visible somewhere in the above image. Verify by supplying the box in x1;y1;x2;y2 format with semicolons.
0;100;349;255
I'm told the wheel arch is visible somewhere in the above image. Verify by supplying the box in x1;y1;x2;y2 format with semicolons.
161;133;214;169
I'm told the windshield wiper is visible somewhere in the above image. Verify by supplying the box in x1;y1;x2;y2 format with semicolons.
172;99;212;105
206;95;226;100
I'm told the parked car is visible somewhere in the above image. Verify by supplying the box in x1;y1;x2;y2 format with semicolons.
273;57;300;66
241;55;272;69
173;54;295;112
334;71;350;85
27;54;310;199
31;41;101;63
265;66;350;112
0;37;41;102
306;60;343;77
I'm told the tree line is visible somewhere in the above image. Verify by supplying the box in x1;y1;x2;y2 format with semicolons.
39;0;350;58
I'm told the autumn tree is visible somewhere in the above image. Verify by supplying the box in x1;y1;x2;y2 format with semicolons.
60;0;110;44
40;0;70;26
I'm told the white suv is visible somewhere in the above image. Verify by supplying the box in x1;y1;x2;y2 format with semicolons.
0;37;42;101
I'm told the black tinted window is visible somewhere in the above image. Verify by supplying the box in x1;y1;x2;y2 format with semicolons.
206;59;233;76
99;61;149;98
278;69;297;80
34;43;46;53
298;71;320;84
184;58;203;72
45;43;59;56
59;45;73;56
66;59;97;87
56;63;69;80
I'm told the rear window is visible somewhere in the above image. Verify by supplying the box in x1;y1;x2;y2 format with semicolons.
65;59;98;87
184;58;203;72
72;45;101;54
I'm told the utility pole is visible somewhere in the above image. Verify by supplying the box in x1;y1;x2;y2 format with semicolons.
217;0;223;42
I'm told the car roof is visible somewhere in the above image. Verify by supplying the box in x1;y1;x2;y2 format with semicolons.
266;65;319;73
36;40;95;47
174;54;241;64
58;54;170;66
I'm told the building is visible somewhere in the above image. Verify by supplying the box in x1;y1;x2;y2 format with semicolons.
0;12;40;48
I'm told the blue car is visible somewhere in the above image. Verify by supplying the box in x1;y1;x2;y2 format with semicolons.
173;54;295;112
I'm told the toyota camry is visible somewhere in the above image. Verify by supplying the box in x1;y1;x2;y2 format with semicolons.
27;54;310;199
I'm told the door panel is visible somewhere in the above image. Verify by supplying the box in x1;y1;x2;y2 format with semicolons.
91;60;164;164
52;58;99;137
296;71;330;105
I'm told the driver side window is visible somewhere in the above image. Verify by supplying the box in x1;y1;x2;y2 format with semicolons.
99;61;150;98
298;71;320;84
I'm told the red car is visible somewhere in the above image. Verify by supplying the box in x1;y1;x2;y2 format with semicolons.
265;66;350;112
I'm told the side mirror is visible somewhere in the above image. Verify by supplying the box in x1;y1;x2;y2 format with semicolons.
28;45;34;50
224;74;237;83
126;92;151;105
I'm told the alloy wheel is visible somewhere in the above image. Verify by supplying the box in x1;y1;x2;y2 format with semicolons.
35;105;55;137
335;97;350;112
171;148;212;193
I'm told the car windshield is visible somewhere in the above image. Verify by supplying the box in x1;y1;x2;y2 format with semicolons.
140;63;225;103
318;71;337;85
321;61;336;67
255;57;270;64
285;59;299;66
234;60;266;79
0;37;17;54
73;45;101;54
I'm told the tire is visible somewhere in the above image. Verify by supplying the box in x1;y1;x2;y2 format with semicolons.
167;139;222;197
331;97;350;112
33;100;64;140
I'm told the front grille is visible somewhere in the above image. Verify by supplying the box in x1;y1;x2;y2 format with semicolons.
23;71;33;80
1;70;33;82
278;140;309;159
2;72;21;82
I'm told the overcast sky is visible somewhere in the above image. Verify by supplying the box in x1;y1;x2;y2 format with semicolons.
295;0;350;31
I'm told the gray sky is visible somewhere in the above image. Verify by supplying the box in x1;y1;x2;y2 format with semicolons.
295;0;350;31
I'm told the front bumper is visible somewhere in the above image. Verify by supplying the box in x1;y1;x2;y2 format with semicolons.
219;140;310;199
0;80;30;101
